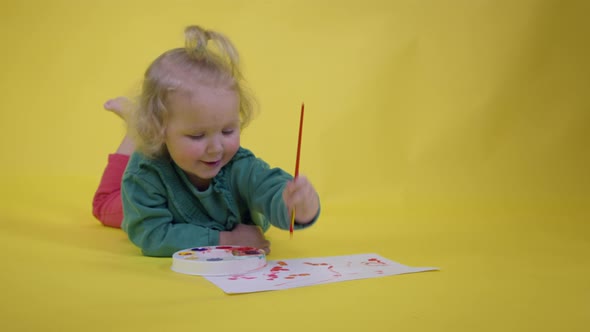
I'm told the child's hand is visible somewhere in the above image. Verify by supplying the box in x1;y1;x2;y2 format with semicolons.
219;224;271;254
282;175;319;224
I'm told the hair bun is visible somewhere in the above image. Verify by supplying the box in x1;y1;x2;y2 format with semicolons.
185;25;210;58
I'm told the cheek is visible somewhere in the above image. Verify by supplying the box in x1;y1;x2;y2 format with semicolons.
184;141;206;156
167;138;204;159
225;136;240;153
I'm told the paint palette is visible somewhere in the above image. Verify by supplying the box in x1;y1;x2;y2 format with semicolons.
171;246;267;276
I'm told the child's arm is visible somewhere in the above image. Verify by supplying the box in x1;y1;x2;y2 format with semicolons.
219;224;270;254
121;174;221;257
234;158;320;230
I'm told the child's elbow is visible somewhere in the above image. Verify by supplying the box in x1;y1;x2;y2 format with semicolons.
127;227;175;257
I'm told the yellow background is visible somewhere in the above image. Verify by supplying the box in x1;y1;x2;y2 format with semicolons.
1;0;588;331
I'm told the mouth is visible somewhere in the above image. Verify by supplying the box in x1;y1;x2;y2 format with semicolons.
201;160;222;167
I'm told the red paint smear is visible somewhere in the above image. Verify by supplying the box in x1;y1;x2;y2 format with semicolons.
234;247;256;251
368;258;385;264
303;262;329;266
270;266;289;272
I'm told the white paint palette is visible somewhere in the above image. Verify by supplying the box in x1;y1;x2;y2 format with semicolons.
171;246;267;276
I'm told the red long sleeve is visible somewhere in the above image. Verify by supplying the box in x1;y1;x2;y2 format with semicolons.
92;154;130;228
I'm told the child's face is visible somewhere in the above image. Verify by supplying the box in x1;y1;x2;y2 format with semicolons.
165;83;241;190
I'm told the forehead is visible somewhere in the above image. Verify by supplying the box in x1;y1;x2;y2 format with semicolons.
167;83;240;122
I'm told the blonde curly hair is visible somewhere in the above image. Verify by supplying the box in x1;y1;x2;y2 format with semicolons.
130;25;256;158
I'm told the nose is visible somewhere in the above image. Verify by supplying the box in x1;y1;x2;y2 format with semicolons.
206;136;223;155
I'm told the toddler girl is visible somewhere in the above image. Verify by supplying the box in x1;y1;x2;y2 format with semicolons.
92;25;320;257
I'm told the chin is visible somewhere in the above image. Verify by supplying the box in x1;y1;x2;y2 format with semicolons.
201;170;221;179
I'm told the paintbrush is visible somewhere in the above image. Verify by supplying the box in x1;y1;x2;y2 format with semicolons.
290;102;305;239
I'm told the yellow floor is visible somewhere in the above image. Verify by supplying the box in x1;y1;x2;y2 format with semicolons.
1;175;588;331
1;1;589;331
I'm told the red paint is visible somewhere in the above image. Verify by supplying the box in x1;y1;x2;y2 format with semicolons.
364;258;387;266
270;266;289;272
282;273;310;280
235;247;255;251
303;262;329;266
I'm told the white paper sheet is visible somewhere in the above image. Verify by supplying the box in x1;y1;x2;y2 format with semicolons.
204;253;438;294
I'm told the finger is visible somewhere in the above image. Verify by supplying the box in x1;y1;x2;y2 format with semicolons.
259;238;271;254
293;175;309;188
283;188;296;210
290;188;307;206
286;180;296;193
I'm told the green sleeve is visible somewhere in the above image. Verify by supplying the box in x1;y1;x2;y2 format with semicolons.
121;172;220;257
233;157;317;231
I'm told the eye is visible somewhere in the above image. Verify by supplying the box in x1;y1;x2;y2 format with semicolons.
187;134;204;140
222;129;235;135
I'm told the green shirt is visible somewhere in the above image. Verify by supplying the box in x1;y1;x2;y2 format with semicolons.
121;147;317;257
